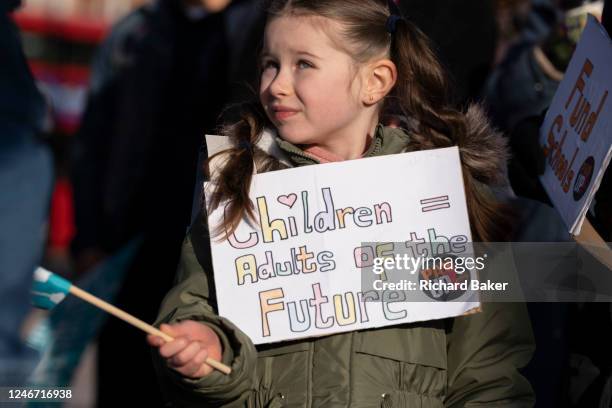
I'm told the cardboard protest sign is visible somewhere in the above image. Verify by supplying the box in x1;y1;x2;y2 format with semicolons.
205;146;479;344
539;15;612;235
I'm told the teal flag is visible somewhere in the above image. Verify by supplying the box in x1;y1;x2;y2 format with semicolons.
31;267;72;310
25;237;142;393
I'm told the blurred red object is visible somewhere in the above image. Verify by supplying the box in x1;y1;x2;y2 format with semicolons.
48;177;76;251
11;11;108;43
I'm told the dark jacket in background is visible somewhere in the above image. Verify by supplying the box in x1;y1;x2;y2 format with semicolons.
72;0;264;255
484;42;559;133
1;0;45;129
70;0;264;405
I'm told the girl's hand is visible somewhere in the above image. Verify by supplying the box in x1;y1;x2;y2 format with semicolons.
147;320;223;379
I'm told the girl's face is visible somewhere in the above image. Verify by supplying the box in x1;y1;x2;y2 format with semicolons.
260;15;373;152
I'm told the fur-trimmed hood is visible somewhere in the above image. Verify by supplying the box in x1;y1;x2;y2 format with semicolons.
457;104;510;187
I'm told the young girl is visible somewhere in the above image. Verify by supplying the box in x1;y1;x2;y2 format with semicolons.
148;0;535;406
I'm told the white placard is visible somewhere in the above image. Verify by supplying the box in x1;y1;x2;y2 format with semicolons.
206;147;479;344
539;16;612;235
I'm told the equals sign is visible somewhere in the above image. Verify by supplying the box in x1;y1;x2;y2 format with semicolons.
420;195;450;212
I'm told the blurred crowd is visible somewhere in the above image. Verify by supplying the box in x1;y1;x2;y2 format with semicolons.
1;0;611;406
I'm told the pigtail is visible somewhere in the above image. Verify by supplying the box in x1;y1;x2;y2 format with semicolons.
206;102;271;240
389;19;515;241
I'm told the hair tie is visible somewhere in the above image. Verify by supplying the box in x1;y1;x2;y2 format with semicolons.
238;139;253;152
385;14;404;34
385;0;404;34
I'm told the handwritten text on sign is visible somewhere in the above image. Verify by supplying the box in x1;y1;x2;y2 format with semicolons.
207;147;479;344
540;16;612;234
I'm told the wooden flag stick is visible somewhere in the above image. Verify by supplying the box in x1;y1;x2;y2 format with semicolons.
69;285;232;375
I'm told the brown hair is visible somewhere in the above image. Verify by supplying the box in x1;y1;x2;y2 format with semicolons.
207;0;514;242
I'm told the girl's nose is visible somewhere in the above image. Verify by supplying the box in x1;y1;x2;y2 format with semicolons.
269;68;292;97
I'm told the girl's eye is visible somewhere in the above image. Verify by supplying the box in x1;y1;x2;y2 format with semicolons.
261;59;279;72
297;60;313;69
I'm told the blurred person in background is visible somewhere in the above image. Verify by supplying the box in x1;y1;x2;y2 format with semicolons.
395;0;556;106
0;0;54;386
484;1;612;406
485;0;603;132
70;0;264;405
484;0;610;239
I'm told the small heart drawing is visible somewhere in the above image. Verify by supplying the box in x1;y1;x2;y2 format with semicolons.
277;193;297;208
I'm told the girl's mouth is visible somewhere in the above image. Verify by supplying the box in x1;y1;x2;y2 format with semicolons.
272;106;299;121
274;111;298;120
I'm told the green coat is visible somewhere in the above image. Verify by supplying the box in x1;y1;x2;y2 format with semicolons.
153;123;535;407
